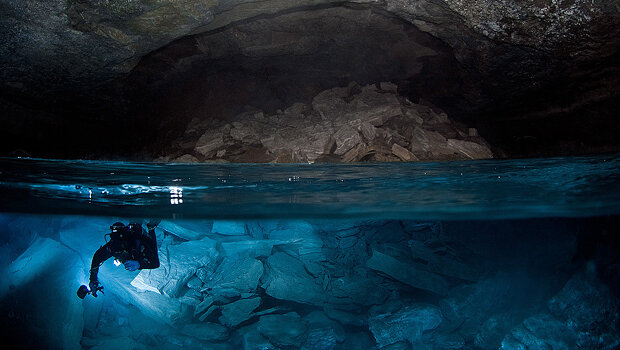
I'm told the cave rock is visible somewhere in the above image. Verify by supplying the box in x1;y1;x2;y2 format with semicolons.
368;304;443;348
219;297;261;327
131;237;218;298
366;249;450;296
201;257;264;298
262;252;324;305
257;312;308;347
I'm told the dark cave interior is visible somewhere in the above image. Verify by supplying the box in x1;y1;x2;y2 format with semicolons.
0;3;618;160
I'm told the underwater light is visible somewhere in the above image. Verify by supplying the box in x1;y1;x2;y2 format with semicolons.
170;186;183;205
113;259;121;266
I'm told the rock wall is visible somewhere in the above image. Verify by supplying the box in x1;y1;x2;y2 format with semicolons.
0;1;618;158
2;0;615;94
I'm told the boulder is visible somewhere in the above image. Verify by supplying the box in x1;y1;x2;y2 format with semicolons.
474;315;517;349
380;82;398;92
284;102;308;115
158;220;211;241
368;304;443;348
101;261;192;326
391;143;417;161
219;297;261;327
262;252;324;305
201;257;264;297
545;270;620;349
172;154;199;163
341;143;368;162
426;111;449;125
333;125;362;155
186;276;203;290
311;86;351;118
257;312;308;347
4;237;84;350
409;240;479;281
131;237;218;297
500;313;577;350
328;273;390;306
195;130;225;156
172;81;494;164
230;122;259;143
404;107;424;125
438;273;550;347
302;311;345;350
337;332;374;350
180;322;229;341
299;130;334;162
211;220;247;236
220;240;275;258
239;324;276;350
360;121;378;141
194;297;220;322
324;304;367;327
366;249;450;296
446;139;493;159
263;221;324;260
179;288;202;307
410;127;453;159
548;270;617;332
344;84;403;123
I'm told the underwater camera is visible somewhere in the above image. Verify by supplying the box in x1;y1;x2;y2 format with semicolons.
76;284;104;299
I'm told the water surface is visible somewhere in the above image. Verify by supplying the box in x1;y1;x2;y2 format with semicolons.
1;154;618;220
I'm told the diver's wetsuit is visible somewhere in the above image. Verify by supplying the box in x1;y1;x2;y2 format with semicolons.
89;224;160;284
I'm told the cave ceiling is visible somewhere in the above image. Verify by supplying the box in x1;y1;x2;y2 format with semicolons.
0;0;618;157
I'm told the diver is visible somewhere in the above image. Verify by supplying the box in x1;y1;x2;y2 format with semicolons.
77;220;161;299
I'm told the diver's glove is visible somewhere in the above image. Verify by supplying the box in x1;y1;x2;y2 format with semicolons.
124;260;140;271
89;280;103;297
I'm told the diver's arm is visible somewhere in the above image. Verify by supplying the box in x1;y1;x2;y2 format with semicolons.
89;243;113;283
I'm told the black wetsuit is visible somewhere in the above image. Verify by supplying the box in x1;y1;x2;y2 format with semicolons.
89;224;160;284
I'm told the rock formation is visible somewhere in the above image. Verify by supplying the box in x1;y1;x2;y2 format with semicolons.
0;1;618;158
158;82;493;163
67;218;617;349
2;213;619;349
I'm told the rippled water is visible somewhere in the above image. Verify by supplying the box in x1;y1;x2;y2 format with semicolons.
1;155;620;349
1;154;619;220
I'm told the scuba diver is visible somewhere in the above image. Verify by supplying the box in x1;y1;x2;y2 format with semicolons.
77;220;161;299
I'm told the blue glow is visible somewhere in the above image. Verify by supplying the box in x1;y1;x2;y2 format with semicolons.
0;155;618;349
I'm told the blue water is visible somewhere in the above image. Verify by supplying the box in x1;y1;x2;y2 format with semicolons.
0;155;619;349
1;154;618;220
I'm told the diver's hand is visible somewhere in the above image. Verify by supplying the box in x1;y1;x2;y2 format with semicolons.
89;280;101;297
124;260;140;271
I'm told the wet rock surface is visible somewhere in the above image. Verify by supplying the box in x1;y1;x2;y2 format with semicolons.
157;82;493;163
58;217;619;349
